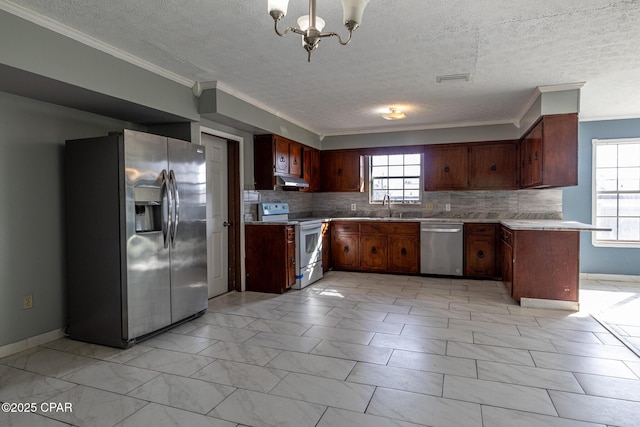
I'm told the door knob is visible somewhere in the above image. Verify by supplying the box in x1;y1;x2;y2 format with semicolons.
223;221;232;227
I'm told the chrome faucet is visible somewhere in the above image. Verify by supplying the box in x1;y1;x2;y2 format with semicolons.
382;193;392;217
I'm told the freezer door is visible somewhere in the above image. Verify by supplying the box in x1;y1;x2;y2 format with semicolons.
168;138;208;322
123;130;172;339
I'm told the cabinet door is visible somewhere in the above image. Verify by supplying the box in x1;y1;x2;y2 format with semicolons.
360;234;388;271
540;113;578;187
321;222;331;272
287;233;296;288
465;235;497;278
520;122;543;187
469;142;518;189
501;239;513;295
424;144;469;190
388;235;419;273
289;142;302;177
320;150;362;192
332;233;359;269
274;136;290;176
302;148;320;192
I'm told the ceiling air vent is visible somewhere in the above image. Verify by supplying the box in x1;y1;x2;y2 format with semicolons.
436;73;471;83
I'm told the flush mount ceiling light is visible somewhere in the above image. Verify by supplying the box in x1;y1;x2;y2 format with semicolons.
268;0;371;62
381;108;406;120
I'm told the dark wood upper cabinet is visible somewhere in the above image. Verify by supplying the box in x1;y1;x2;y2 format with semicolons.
320;150;364;192
254;134;304;190
301;147;320;193
520;113;578;189
469;141;518;189
424;144;469;190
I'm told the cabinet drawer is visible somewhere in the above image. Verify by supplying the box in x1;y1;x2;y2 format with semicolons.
464;223;498;235
360;222;418;235
332;222;360;233
500;227;513;246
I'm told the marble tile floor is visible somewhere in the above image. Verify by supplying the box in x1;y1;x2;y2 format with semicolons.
2;271;640;426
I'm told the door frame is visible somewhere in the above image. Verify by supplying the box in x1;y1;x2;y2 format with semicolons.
199;126;244;292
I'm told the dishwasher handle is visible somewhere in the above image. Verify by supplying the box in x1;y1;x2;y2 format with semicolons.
421;227;462;233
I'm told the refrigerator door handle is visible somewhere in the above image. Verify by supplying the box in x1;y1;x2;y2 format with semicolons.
169;169;180;248
161;169;172;249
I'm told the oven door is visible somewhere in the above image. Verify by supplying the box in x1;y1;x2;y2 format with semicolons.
293;221;323;289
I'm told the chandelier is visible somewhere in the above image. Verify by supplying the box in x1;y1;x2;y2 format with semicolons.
268;0;371;62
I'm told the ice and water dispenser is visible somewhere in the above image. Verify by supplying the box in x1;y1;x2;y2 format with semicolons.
134;186;163;232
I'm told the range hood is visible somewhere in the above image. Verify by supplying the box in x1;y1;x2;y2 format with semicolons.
277;175;309;188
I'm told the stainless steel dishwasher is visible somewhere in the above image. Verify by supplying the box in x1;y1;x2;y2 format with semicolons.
420;222;463;275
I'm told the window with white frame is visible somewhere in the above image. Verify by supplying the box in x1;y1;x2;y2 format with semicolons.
593;138;640;247
369;153;421;204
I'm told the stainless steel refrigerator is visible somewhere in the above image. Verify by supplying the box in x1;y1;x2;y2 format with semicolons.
65;129;207;348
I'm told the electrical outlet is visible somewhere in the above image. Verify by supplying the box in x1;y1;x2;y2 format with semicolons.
425;203;434;211
445;203;451;211
23;294;33;309
351;203;357;211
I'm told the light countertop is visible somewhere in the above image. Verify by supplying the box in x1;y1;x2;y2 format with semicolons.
248;217;607;232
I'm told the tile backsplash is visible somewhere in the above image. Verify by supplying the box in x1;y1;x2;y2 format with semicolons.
246;188;563;220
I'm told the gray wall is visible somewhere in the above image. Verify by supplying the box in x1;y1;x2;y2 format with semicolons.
0;91;138;347
0;10;198;122
563;119;640;275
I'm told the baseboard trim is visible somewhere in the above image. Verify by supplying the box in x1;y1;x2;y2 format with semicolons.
520;298;579;311
580;273;640;283
0;328;65;359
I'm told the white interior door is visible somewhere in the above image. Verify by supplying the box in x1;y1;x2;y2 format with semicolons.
202;133;228;298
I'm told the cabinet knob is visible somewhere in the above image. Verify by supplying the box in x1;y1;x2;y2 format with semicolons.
279;155;286;163
444;165;450;173
401;248;407;256
337;168;343;176
490;164;497;171
478;250;484;259
371;246;377;254
291;257;296;265
344;245;349;253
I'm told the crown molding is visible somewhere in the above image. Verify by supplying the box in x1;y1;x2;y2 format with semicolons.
512;82;586;127
579;112;640;122
0;0;195;88
537;82;586;93
322;119;517;137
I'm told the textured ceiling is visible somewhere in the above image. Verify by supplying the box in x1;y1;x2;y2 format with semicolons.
4;0;640;136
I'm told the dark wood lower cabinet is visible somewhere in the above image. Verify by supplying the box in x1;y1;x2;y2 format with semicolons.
500;226;579;304
500;226;513;295
321;221;332;272
332;232;359;269
464;223;499;279
286;227;296;288
331;221;419;274
245;224;295;294
360;234;388;271
388;235;419;273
